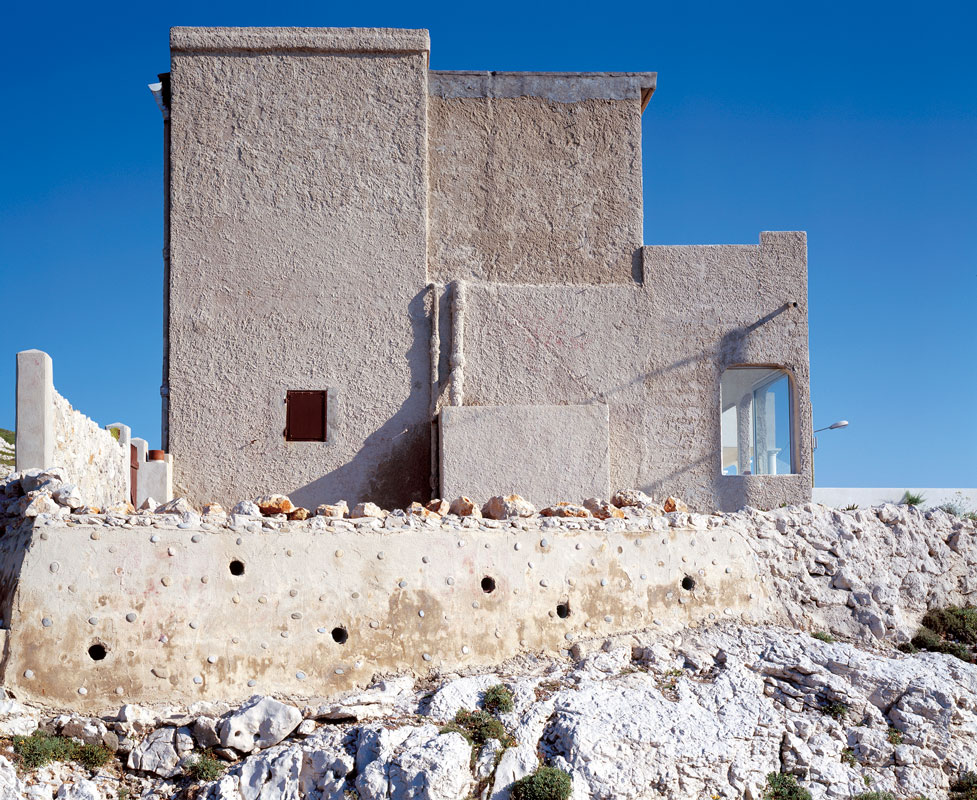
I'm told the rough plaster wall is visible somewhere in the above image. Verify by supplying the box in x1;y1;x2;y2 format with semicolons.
51;392;128;510
1;517;763;710
439;404;611;507
459;233;812;512
428;95;643;284
167;34;432;510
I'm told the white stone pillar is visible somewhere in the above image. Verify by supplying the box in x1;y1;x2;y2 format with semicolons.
15;350;54;471
736;395;753;475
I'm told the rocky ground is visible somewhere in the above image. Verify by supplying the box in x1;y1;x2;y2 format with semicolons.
0;466;974;799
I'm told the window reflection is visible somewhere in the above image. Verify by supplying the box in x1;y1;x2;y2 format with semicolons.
720;368;794;476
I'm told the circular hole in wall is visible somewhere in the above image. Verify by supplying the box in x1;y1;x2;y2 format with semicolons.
480;576;496;594
88;644;107;661
556;601;571;619
331;627;348;645
681;576;696;591
229;560;245;576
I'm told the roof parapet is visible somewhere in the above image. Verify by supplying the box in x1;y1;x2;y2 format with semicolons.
430;70;657;109
170;26;430;54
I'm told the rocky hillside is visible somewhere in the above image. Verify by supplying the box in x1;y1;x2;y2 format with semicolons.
0;501;972;799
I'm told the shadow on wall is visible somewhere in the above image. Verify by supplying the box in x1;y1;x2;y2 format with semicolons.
291;289;432;510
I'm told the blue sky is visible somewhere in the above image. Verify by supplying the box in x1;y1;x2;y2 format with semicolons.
1;0;974;487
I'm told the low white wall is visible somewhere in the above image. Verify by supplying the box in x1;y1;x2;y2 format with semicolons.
814;487;977;511
16;349;131;510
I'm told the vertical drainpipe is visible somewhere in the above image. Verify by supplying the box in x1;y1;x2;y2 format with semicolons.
449;280;465;407
428;282;440;498
151;73;172;452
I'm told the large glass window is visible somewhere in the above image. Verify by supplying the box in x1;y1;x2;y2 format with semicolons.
720;368;794;476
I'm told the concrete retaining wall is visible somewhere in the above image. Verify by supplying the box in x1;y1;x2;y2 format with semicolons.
0;513;766;711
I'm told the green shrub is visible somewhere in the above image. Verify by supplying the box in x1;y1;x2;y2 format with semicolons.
853;792;897;800
819;700;849;721
908;608;977;663
452;710;515;746
76;743;112;770
921;607;977;645
886;726;902;746
13;731;80;770
951;771;977;800
186;750;225;782
762;772;812;800
811;631;835;643
12;731;114;772
510;766;572;800
483;684;515;714
901;491;926;507
841;747;857;766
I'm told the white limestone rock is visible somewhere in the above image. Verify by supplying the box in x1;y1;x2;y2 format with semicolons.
0;756;26;800
230;500;261;516
425;674;501;722
218;695;302;753
55;779;105;800
0;699;39;737
355;725;474;800
127;726;194;778
156;497;193;515
52;483;84;509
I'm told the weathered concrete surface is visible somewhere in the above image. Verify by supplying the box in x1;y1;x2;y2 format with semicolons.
439;404;610;508
459;233;812;511
0;515;763;710
166;28;432;510
429;90;645;284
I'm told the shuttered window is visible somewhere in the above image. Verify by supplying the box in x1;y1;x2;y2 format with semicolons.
284;390;327;442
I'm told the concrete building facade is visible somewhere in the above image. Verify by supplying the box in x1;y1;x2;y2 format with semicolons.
162;26;812;512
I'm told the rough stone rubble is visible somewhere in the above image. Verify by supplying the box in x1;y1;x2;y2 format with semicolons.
0;473;972;799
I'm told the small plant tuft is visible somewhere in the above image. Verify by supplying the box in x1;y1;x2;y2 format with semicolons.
186;750;226;782
853;792;897;800
950;771;977;800
811;631;835;644
841;747;857;767
842;503;859;511
483;684;515;714
762;772;812;800
451;709;515;747
886;726;902;746
510;766;572;800
819;699;849;721
901;491;926;507
76;743;112;771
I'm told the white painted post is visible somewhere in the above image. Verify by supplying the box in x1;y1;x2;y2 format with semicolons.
107;423;131;504
15;350;54;472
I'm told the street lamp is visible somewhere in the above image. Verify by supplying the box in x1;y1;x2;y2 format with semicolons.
815;420;849;432
813;420;848;449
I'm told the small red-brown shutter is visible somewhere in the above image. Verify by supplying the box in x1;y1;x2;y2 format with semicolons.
285;391;328;442
130;444;139;507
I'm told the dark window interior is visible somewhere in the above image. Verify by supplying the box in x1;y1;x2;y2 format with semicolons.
285;390;327;442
